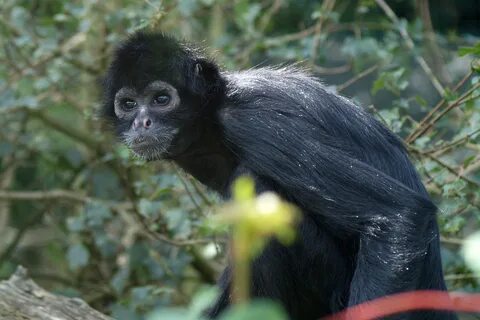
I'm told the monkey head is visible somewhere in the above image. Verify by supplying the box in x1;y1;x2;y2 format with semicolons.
102;32;224;160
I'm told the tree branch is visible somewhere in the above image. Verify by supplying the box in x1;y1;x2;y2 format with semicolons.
375;0;445;96
0;266;111;320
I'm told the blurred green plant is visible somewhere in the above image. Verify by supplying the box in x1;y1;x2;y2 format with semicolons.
148;289;288;320
214;177;298;303
147;177;297;319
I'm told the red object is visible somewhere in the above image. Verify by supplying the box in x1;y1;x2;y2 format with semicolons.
323;290;480;320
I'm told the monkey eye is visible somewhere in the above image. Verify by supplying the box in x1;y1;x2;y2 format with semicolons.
121;99;137;110
153;94;171;106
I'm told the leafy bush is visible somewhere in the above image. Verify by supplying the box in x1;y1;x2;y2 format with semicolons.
0;0;478;319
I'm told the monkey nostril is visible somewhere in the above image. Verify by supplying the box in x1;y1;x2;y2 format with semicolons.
144;118;152;128
133;119;140;129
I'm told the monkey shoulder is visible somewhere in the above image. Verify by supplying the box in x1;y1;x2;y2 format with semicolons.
216;66;410;187
218;66;393;146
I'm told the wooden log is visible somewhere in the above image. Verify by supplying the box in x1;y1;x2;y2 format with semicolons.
0;266;112;320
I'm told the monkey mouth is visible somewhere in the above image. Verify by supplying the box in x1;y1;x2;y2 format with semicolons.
125;135;169;160
131;135;156;146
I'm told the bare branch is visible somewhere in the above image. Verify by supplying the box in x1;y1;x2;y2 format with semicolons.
0;266;112;320
0;189;90;202
336;64;379;92
407;82;480;143
375;0;445;96
310;0;336;63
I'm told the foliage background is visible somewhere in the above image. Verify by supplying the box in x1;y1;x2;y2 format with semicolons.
0;0;479;319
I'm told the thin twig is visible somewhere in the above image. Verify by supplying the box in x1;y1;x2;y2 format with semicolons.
258;0;283;32
407;81;480;143
440;235;464;245
263;22;390;49
0;32;87;94
406;71;473;143
175;170;205;217
312;63;351;75
29;109;104;151
420;128;480;156
422;153;480;188
264;25;317;47
418;156;480;210
375;0;445;96
445;274;480;281
310;0;336;63
0;211;44;265
0;189;218;249
337;64;380;92
188;176;214;207
0;189;91;202
417;0;451;84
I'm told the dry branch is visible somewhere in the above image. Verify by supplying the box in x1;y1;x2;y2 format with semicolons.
0;266;111;320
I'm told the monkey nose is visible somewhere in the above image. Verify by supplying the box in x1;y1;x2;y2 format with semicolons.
133;117;153;129
143;118;152;128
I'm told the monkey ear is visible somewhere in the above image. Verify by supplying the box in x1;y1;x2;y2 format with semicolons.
190;58;223;98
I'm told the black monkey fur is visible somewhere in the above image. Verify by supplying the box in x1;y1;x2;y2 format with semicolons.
102;32;456;320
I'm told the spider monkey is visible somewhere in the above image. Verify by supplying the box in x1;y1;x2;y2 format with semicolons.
101;32;456;320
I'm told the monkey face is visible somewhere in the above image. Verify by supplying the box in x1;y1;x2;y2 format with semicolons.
113;80;196;160
103;33;224;161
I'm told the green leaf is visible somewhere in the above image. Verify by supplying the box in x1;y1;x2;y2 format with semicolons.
139;199;162;219
147;287;217;320
371;68;406;96
165;208;192;238
463;155;476;167
66;216;86;232
372;76;385;96
442;215;466;233
178;0;199;17
442;179;467;197
111;267;130;294
458;43;480;56
131;286;155;307
111;304;142;320
85;202;112;227
443;88;458;102
415;95;428;107
414;136;431;148
187;287;218;318
67;243;90;270
148;309;188;320
472;59;480;73
93;233;118;258
0;142;14;158
219;300;288;320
